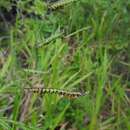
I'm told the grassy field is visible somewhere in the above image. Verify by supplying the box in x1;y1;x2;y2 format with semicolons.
0;0;130;130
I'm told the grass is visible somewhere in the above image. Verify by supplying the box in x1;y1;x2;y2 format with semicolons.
0;0;130;130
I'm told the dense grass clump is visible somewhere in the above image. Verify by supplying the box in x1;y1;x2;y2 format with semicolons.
0;0;130;130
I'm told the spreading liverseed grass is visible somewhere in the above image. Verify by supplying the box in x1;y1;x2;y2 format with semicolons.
24;87;89;98
0;0;130;130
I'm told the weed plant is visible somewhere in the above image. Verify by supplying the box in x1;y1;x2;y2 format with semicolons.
0;0;130;130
